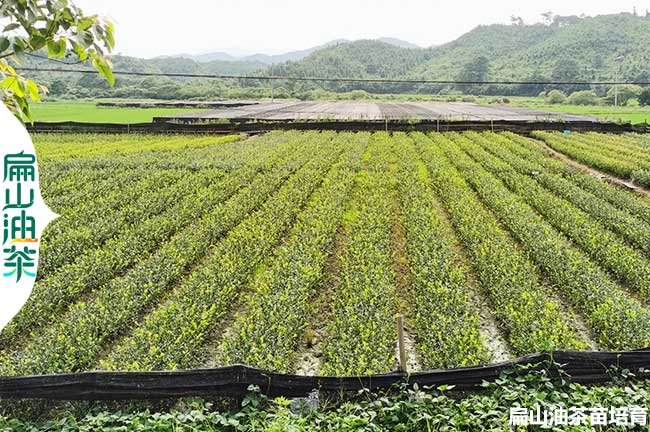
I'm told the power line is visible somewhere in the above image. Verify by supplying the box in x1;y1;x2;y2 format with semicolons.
23;51;624;76
14;66;650;86
24;52;84;65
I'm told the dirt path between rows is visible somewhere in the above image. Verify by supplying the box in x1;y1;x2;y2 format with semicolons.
532;137;650;200
292;225;345;376
391;196;423;373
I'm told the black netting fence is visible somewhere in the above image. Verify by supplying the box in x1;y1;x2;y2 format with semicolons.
1;350;649;401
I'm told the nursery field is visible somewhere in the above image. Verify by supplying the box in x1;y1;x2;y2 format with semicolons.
533;131;650;188
2;130;650;377
31;101;207;123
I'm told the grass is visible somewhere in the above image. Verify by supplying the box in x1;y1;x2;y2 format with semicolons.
507;96;650;125
534;105;650;125
31;101;207;124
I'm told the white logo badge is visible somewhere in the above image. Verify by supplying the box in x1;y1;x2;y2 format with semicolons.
0;104;57;331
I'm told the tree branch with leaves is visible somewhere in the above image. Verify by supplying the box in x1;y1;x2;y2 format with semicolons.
0;0;115;122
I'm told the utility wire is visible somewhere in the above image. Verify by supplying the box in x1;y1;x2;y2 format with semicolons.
18;50;641;83
20;51;629;75
24;52;84;65
14;66;650;86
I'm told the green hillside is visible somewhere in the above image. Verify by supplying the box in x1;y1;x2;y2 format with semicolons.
413;23;557;80
266;13;650;95
269;40;434;80
489;14;650;81
145;56;264;76
21;12;650;98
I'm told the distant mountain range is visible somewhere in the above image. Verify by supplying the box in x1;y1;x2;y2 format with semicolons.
23;13;650;99
136;14;650;86
264;13;650;86
159;37;421;64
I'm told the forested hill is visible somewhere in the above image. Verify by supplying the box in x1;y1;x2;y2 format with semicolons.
265;13;650;86
22;12;650;98
268;40;435;81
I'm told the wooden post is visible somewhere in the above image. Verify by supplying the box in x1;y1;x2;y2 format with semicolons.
397;315;407;373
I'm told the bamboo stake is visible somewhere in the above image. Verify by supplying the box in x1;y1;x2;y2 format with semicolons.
397;315;407;372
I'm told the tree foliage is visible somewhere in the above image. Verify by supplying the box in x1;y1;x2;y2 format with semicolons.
0;0;114;121
545;89;566;104
639;88;650;106
604;84;642;105
456;56;490;93
567;90;598;105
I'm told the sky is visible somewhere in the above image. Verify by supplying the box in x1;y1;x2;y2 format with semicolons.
75;0;649;58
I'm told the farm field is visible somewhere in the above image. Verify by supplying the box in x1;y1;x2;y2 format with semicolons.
31;101;208;123
2;130;650;377
510;97;650;125
533;131;650;188
532;104;650;125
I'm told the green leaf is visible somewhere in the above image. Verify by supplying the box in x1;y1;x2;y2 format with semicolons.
12;39;25;63
57;37;67;58
29;34;45;50
26;79;40;102
92;58;114;86
1;0;115;124
0;37;9;53
77;17;93;31
1;76;24;97
2;23;21;32
47;39;60;57
82;30;93;47
71;41;87;61
105;21;115;48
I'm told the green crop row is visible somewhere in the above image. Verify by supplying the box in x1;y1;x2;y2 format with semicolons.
497;132;650;226
37;133;272;190
627;133;650;148
37;132;297;279
0;136;301;348
556;132;650;167
457;133;650;299
569;172;650;225
576;132;650;164
101;133;347;372
415;132;583;354
514;135;650;256
492;131;650;255
219;134;368;373
36;135;245;211
438;134;650;349
532;132;639;175
570;133;650;189
33;134;241;161
0;133;325;375
394;133;488;368
532;131;650;187
321;132;400;375
41;164;137;205
38;168;202;277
